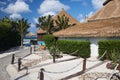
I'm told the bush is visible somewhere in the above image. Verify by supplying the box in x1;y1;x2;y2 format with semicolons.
57;40;90;58
42;34;55;49
99;40;120;60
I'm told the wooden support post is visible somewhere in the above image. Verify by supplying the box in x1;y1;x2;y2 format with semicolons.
53;53;56;63
25;66;28;74
105;50;109;60
11;54;15;64
82;58;86;73
18;58;22;71
34;45;36;52
40;68;44;80
30;46;32;54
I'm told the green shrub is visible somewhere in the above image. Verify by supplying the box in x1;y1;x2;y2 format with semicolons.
57;40;90;58
42;34;55;49
99;40;120;60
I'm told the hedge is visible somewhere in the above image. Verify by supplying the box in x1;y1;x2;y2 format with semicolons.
42;34;55;49
57;40;90;58
98;40;120;60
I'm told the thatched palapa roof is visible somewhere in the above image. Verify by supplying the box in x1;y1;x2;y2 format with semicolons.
37;29;46;34
53;0;120;38
53;8;81;27
53;17;120;37
88;0;120;21
26;32;36;37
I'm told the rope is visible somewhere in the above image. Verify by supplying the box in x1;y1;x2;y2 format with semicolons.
71;50;79;55
108;64;119;80
43;72;53;80
44;60;83;74
87;50;107;62
95;64;119;80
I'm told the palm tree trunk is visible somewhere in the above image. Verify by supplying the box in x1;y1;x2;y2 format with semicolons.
20;33;24;47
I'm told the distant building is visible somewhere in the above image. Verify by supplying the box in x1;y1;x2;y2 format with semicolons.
37;29;46;45
23;32;37;46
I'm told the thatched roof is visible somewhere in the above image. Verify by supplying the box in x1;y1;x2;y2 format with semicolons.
37;29;46;34
53;17;120;37
26;32;36;37
53;8;81;27
88;0;120;21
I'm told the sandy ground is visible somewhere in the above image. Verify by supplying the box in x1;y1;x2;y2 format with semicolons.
6;52;119;80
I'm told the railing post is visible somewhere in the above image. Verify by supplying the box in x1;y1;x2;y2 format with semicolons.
11;54;15;64
105;50;109;60
34;45;36;52
53;53;56;63
40;68;44;80
30;46;32;54
82;58;86;73
18;58;22;71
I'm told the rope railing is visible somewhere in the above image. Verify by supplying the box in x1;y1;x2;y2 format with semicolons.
95;64;119;80
70;50;79;55
43;60;83;74
86;50;107;62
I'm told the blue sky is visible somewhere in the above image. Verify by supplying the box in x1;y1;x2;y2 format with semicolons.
0;0;105;34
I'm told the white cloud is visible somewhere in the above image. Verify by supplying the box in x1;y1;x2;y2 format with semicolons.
38;0;70;16
1;0;31;19
33;18;38;24
42;11;56;17
87;11;94;18
78;11;94;23
10;13;22;19
2;0;30;14
78;14;85;22
30;23;36;28
92;0;105;10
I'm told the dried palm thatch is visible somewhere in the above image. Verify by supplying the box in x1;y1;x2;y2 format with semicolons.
37;29;46;34
88;0;120;21
53;17;120;37
53;8;81;27
53;0;120;38
26;32;36;37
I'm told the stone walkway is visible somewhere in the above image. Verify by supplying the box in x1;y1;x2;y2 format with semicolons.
0;47;30;80
4;49;120;80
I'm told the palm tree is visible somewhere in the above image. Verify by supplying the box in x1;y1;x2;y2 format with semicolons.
55;15;75;31
36;15;54;34
16;18;30;47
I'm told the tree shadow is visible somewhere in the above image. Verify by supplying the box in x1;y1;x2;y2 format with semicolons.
61;61;106;80
15;73;29;80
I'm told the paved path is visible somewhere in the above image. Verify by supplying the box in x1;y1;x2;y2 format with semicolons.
0;47;30;80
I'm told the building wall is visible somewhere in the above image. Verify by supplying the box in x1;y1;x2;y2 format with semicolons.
59;37;120;58
37;33;46;41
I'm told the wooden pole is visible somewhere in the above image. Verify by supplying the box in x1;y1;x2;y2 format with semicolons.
18;58;22;71
11;54;15;64
53;53;56;63
34;45;36;52
40;68;44;80
82;58;86;73
30;46;32;54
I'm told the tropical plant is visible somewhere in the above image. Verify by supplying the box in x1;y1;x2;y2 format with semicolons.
42;34;55;49
16;18;30;47
36;15;54;34
55;15;75;31
0;16;20;51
